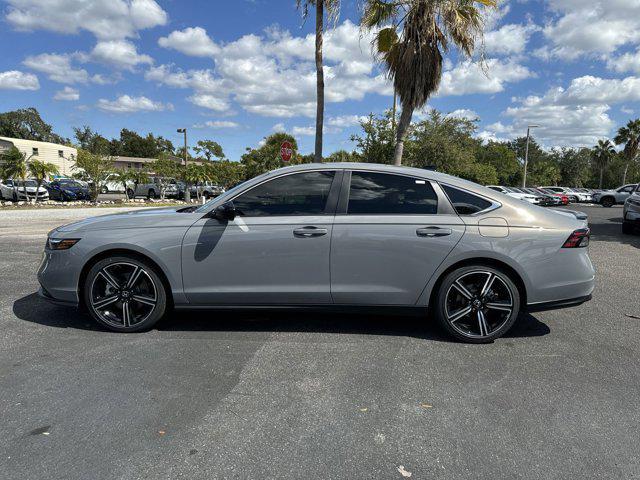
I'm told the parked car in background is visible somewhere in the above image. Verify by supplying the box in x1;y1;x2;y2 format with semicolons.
540;186;579;203
622;184;640;234
39;163;595;344
511;187;556;206
0;179;49;201
100;174;126;194
487;185;542;204
593;184;638;207
45;178;91;201
536;188;569;205
191;182;224;199
564;188;592;203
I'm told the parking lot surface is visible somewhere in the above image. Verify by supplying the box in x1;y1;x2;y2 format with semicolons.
1;205;639;479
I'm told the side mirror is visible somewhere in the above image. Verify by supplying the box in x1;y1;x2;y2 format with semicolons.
213;201;237;221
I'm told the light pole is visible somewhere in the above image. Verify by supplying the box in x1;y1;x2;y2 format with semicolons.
177;128;190;202
522;124;539;187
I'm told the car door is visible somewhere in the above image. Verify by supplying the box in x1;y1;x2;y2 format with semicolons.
181;170;341;305
617;185;636;203
330;170;466;305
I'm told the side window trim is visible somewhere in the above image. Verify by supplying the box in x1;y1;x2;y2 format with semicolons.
227;169;340;217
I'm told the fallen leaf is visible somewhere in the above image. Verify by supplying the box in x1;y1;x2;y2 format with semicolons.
397;465;412;477
359;407;368;412
158;430;166;436
420;403;433;409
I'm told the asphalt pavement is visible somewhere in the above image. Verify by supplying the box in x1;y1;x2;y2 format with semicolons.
0;205;639;479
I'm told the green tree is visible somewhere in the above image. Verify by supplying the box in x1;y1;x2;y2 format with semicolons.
297;0;341;163
241;133;302;179
0;108;67;144
614;119;640;185
193;140;225;161
591;140;616;189
325;149;359;162
0;146;30;200
554;147;591;187
150;155;179;200
72;149;114;202
73;125;111;154
361;0;495;165
111;168;145;201
211;160;245;189
110;129;175;158
476;141;520;185
350;113;395;163
28;159;59;202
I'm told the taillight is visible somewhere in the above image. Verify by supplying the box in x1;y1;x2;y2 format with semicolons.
562;228;590;248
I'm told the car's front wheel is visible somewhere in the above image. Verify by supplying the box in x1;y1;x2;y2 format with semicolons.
84;256;167;332
601;196;615;208
434;266;520;343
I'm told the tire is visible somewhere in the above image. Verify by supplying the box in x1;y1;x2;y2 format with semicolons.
83;255;168;332
601;196;615;208
101;186;108;194
622;221;634;234
126;189;135;199
434;265;521;344
148;189;156;199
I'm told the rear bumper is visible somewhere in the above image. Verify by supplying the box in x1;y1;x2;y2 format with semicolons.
525;294;592;313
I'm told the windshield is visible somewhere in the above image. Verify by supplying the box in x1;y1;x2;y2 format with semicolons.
16;180;37;187
59;180;82;187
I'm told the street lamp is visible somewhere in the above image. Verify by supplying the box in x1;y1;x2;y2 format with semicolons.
522;124;539;188
177;128;190;202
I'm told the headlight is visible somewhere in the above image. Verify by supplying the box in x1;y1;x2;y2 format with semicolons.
46;238;81;250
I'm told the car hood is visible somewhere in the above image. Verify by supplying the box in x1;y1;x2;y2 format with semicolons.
55;206;201;233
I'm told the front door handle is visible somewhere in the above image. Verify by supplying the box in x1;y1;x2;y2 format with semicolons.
294;226;328;238
416;226;452;237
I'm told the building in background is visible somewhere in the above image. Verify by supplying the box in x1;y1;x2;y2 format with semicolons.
0;136;77;176
113;155;184;173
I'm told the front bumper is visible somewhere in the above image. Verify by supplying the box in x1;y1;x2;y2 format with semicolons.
37;248;81;305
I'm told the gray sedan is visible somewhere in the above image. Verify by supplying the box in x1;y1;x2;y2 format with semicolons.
38;163;595;343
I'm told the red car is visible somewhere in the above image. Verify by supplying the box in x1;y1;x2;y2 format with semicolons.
535;187;569;205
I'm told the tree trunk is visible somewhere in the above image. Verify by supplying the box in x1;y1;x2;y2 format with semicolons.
35;180;42;203
393;105;413;166
314;0;324;163
599;166;604;189
622;161;630;184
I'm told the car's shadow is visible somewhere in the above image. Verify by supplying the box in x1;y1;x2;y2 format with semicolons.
13;293;550;342
589;214;640;248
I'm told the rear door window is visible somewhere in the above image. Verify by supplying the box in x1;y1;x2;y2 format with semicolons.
347;171;438;215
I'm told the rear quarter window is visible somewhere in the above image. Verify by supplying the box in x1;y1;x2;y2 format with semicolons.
442;185;493;215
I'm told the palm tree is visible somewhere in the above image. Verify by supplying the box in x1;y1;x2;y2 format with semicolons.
28;159;59;202
614;119;640;184
1;146;30;201
297;0;341;163
362;0;496;165
591;139;615;189
112;168;135;201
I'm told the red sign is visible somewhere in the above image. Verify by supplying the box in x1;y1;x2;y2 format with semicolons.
280;141;293;162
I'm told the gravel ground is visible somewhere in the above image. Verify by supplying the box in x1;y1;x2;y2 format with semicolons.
0;205;639;480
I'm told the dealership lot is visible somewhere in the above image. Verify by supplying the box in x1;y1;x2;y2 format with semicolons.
1;205;639;479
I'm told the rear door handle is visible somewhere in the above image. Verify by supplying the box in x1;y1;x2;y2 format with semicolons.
416;226;452;237
293;226;328;238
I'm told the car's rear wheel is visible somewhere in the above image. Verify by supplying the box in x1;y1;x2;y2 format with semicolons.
84;256;167;332
148;189;156;199
101;186;108;194
601;196;615;208
434;266;520;343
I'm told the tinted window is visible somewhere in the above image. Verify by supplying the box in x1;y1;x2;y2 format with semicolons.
442;185;493;215
347;172;437;215
233;171;335;216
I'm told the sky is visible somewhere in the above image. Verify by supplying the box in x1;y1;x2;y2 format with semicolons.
1;0;640;159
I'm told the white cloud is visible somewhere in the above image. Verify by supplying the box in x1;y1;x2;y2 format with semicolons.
147;20;391;118
479;74;640;147
0;70;39;90
485;23;538;56
607;48;640;75
188;94;230;112
23;53;89;84
158;27;219;57
539;0;640;60
446;109;479;120
438;59;532;96
272;123;286;132
97;94;172;113
326;114;369;128
91;40;153;70
5;0;167;41
54;86;79;101
292;125;316;136
202;120;239;129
